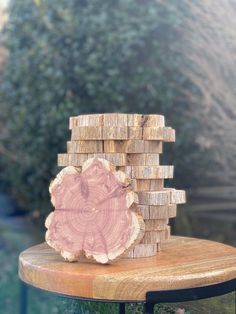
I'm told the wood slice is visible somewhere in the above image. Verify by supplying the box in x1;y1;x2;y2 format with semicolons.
58;154;89;167
143;114;165;127
144;219;169;231
149;204;177;219
120;165;174;179
131;179;164;192
71;127;103;140
127;153;160;166
45;158;144;264
140;229;169;244
138;189;186;206
58;153;127;167
71;126;174;141
137;204;177;219
127;114;165;127
69;114;166;129
128;127;143;139
143;127;175;142
102;126;128;140
169;189;186;204
67;141;104;153
138;190;171;206
69;114;103;129
122;243;157;258
104;140;163;153
103;113;128;126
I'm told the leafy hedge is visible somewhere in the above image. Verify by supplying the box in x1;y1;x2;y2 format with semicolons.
0;0;210;214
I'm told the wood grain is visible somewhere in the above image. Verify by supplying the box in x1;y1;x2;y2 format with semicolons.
67;141;104;153
58;153;127;167
131;179;164;192
127;153;160;166
69;113;165;129
19;236;236;301
121;165;174;179
70;126;175;141
46;158;144;264
103;140;163;153
138;189;186;206
137;204;177;220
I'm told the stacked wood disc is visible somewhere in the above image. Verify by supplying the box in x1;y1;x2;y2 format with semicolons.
58;113;186;258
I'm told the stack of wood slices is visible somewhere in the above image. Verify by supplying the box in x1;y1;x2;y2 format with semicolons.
57;113;186;259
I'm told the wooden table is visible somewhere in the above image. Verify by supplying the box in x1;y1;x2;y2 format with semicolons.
18;236;236;314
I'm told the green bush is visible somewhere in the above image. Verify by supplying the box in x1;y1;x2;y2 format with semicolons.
0;0;210;214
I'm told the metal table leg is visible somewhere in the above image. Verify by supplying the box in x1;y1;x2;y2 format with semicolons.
119;302;126;314
20;281;28;314
144;302;154;314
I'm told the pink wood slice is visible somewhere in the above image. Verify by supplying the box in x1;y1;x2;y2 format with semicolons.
45;158;144;264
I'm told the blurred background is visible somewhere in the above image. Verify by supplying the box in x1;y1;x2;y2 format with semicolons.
0;0;235;313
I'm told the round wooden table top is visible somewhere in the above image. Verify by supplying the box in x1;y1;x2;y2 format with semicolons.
18;236;236;301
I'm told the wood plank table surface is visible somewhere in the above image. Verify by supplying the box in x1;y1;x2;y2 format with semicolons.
18;236;236;302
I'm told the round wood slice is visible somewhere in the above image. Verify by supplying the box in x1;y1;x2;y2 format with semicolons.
58;153;127;167
131;179;164;192
138;189;186;206
70;126;175;141
140;227;170;244
102;126;128;140
67;141;104;153
103;113;165;127
45;158;144;264
144;219;169;231
127;114;165;127
168;188;186;204
122;243;157;258
103;113;128;126
143;127;175;142
71;126;103;140
135;204;177;219
120;165;174;179
69;114;103;128
149;204;177;219
103;140;163;153
138;190;171;206
127;153;160;166
69;113;166;129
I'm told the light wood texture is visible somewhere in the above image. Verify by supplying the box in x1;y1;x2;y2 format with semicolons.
46;158;144;264
144;219;169;231
70;126;174;141
69;113;165;129
140;228;170;244
127;153;160;166
122;243;157;258
71;126;103;140
131;179;164;192
19;236;236;301
127;114;165;127
138;189;186;206
58;153;127;167
169;188;186;204
103;113;128;126
137;204;177;219
67;141;104;153
143;127;175;141
103;140;163;153
121;165;174;179
138;190;170;205
69;114;103;128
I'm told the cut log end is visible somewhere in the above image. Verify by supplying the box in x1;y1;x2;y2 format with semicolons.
45;158;144;264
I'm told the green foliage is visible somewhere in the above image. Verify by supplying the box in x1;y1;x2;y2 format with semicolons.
0;0;210;213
